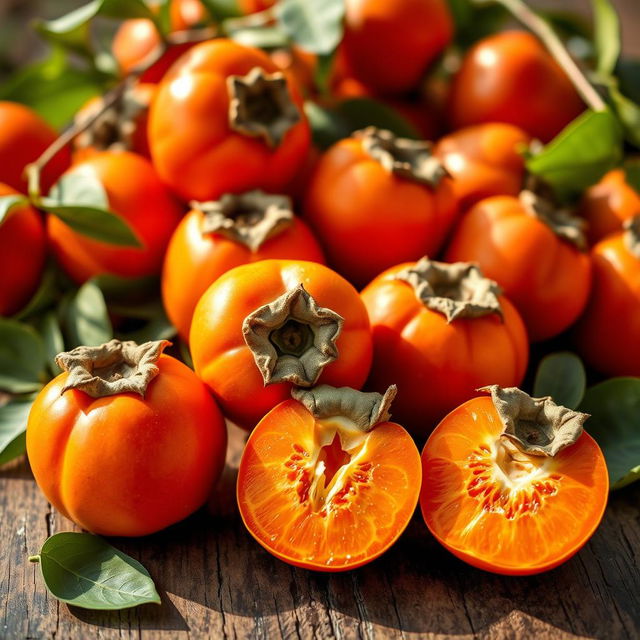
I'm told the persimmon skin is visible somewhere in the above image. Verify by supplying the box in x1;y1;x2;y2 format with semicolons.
237;398;421;571
445;195;592;341
574;232;640;376
47;151;183;284
420;396;609;575
0;183;46;316
579;169;640;244
341;0;453;95
361;263;528;438
304;137;457;287
149;39;311;202
26;355;227;537
162;206;325;340
0;101;70;194
190;260;373;430
434;123;530;211
449;31;584;142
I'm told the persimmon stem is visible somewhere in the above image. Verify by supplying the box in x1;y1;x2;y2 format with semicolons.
489;0;607;112
28;555;41;563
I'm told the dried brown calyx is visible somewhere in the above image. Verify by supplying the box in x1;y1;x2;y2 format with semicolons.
292;385;397;432
623;215;640;259
227;67;301;148
356;127;448;187
242;284;343;387
56;339;170;398
395;257;503;322
519;189;587;251
481;385;588;457
193;190;294;252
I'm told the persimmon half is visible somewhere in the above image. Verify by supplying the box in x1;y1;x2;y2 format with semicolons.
237;385;421;571
421;386;608;575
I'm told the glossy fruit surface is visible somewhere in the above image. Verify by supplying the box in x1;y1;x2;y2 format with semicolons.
420;395;608;575
449;31;584;142
0;183;47;316
237;395;421;570
48;151;183;283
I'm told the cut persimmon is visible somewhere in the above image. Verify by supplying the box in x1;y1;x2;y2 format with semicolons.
420;386;609;575
237;385;421;571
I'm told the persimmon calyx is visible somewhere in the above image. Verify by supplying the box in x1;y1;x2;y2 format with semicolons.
292;384;397;432
396;257;503;322
242;284;343;387
357;127;448;187
623;215;640;259
56;339;170;398
193;190;293;251
481;385;588;457
227;67;301;148
519;190;587;251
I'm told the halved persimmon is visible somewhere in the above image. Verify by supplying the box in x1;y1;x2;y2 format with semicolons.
420;386;608;575
237;385;421;571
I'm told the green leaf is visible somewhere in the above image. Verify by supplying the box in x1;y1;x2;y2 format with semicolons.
447;0;509;47
275;0;345;55
33;532;161;610
40;170;142;247
335;98;421;140
118;313;177;344
303;101;350;150
592;0;620;77
38;312;65;376
623;158;640;192
579;378;640;490
608;81;640;149
14;265;60;321
526;109;623;200
0;396;34;466
616;58;640;105
0;195;29;227
202;0;243;22
533;352;586;409
64;282;113;348
0;319;46;394
230;26;291;50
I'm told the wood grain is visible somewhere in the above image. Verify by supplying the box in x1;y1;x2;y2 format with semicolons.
2;423;639;640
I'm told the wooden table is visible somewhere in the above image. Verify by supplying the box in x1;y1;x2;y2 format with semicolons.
2;423;639;639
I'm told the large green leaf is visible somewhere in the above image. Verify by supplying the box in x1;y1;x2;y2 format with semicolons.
13;265;59;321
533;352;586;409
0;319;46;394
0;396;34;467
579;378;640;490
38;312;65;376
303;101;350;150
592;0;620;77
608;81;640;149
32;533;161;610
275;0;345;55
0;194;29;227
64;281;113;348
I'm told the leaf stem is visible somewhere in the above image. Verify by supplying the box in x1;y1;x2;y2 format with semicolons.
29;555;41;563
490;0;607;112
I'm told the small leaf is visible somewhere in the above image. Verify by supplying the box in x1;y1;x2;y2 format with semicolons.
580;378;640;490
623;158;640;192
0;319;46;394
64;282;113;348
303;101;350;150
33;532;161;610
202;0;243;22
40;170;141;247
275;0;345;55
335;98;421;140
0;194;29;227
0;396;34;466
230;27;291;50
592;0;620;77
38;312;65;376
533;352;586;409
526;109;623;200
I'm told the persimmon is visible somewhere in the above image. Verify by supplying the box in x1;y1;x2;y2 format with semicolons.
26;339;227;537
237;384;421;570
579;169;640;244
190;259;373;430
575;216;640;376
304;127;457;287
445;192;592;341
434;123;530;211
421;386;608;575
0;183;46;316
449;31;584;142
162;191;325;340
361;258;528;437
341;0;453;95
47;151;183;283
0;101;70;195
149;39;310;201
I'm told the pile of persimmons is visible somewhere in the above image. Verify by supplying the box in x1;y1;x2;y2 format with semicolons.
1;0;639;605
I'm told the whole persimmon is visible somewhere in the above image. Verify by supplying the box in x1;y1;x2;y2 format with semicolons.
162;191;325;340
27;339;227;537
304;127;457;287
361;258;528;437
421;386;608;575
190;259;373;430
